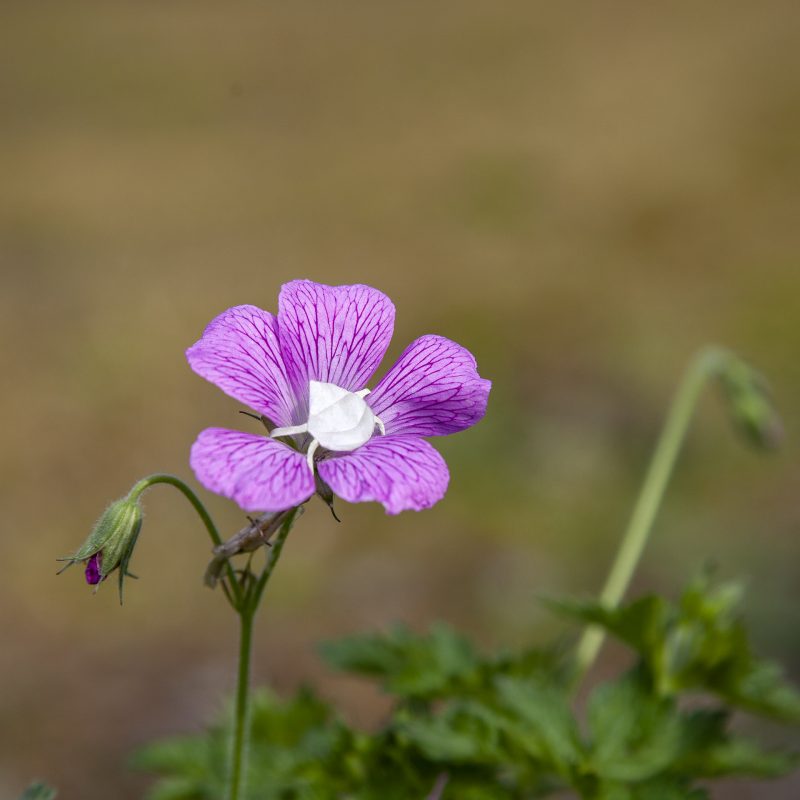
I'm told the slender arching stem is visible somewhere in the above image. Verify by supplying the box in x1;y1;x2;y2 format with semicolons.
127;473;242;607
227;506;300;800
573;347;731;681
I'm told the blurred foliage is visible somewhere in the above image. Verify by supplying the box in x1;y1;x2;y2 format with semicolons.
553;576;800;721
17;784;57;800
136;579;799;799
3;1;800;798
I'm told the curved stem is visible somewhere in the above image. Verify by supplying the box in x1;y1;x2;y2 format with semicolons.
227;506;300;800
127;473;242;607
573;347;730;680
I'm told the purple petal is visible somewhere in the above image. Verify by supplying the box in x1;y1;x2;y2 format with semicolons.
190;428;315;512
186;305;297;428
367;335;491;437
277;281;395;414
85;553;102;585
317;435;449;514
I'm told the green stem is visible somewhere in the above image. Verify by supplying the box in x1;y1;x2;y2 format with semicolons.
573;347;730;680
249;507;300;610
227;506;300;800
127;473;242;607
229;608;254;800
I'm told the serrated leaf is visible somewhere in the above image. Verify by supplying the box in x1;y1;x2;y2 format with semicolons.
136;688;352;800
398;700;509;764
494;675;583;773
549;595;670;658
133;735;212;775
553;580;800;723
587;672;683;782
487;644;571;686
726;659;800;722
684;735;799;779
319;622;478;698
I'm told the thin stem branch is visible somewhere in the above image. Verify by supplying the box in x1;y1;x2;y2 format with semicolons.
127;473;242;607
249;507;300;610
573;347;730;680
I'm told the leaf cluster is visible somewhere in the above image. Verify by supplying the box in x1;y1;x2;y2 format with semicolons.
136;580;799;799
16;785;57;800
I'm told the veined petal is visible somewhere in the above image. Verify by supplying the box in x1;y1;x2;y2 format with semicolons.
278;280;395;417
186;305;296;428
190;428;315;512
367;335;491;437
317;435;449;515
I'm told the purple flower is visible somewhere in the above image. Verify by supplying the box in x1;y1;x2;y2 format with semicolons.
186;280;490;514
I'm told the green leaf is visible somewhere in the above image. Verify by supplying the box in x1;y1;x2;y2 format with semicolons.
552;578;800;722
727;659;800;722
550;595;670;661
397;700;509;764
593;777;709;800
319;622;479;698
17;784;57;800
682;733;799;779
494;675;584;774
136;688;353;800
586;672;684;782
141;777;209;800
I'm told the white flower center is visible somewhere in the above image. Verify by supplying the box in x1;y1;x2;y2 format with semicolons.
270;380;385;472
307;380;375;451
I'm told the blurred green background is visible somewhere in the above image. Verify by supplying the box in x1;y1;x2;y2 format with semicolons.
1;2;799;798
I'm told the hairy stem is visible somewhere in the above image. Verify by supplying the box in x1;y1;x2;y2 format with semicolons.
573;347;730;680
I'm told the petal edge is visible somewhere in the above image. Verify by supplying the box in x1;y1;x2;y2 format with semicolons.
367;335;491;437
318;435;449;514
186;305;297;427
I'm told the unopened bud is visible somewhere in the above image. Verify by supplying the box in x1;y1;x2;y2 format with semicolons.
57;496;143;603
718;357;784;449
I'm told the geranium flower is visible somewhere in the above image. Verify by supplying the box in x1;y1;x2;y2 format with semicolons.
186;280;490;514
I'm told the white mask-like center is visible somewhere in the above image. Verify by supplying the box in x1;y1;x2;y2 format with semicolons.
270;380;385;471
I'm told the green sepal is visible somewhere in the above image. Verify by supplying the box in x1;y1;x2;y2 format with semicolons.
58;495;143;602
96;500;143;579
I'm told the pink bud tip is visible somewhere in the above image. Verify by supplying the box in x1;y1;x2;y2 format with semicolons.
85;553;102;585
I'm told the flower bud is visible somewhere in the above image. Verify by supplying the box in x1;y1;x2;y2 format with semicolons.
58;496;143;603
718;357;784;449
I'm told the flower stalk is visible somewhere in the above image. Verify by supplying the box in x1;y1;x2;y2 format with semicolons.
573;346;773;681
127;474;243;608
227;506;300;800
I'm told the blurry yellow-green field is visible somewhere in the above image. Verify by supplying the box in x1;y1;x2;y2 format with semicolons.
2;2;799;797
